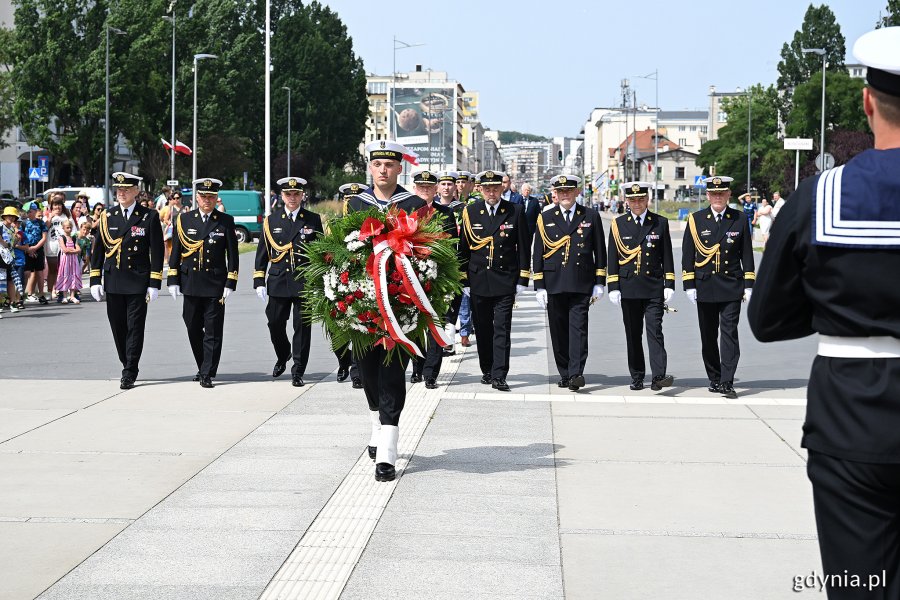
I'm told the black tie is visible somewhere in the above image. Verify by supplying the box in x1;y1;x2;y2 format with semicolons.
716;213;722;223
566;210;571;224
635;215;641;227
202;214;208;224
490;207;496;219
289;212;295;222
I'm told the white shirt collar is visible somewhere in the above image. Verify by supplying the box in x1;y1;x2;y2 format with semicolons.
711;207;726;219
285;208;299;220
632;209;647;222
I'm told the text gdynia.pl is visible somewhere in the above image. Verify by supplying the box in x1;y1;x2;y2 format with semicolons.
793;570;887;593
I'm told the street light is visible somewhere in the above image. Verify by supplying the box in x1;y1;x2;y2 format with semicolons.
192;53;218;208
391;36;424;138
282;86;291;177
635;70;659;211
104;24;125;204
162;4;177;182
802;48;827;171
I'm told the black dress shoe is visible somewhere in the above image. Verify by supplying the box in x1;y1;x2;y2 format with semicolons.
352;377;363;389
375;462;396;482
557;377;570;388
492;379;510;391
425;378;438;389
442;347;456;356
272;361;286;378
630;378;644;391
708;381;721;393
292;375;304;387
721;381;738;399
410;373;423;384
480;373;491;385
367;446;376;460
337;367;349;382
568;375;586;391
120;377;135;390
200;376;214;388
651;374;674;391
192;372;201;382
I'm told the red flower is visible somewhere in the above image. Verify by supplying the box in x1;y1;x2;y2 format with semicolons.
324;252;334;263
366;326;378;334
339;271;350;285
354;289;364;299
329;309;337;318
357;313;369;321
387;283;400;295
337;301;347;313
424;281;432;292
358;217;385;242
398;293;411;305
344;294;356;305
390;270;402;283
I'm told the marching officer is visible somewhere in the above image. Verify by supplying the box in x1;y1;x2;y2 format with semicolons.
89;172;164;390
682;175;755;399
350;140;426;482
336;182;366;386
533;174;606;391
167;178;239;388
607;181;675;391
254;176;323;387
459;170;530;391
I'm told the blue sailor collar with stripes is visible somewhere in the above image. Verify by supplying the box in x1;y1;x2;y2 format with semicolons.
355;185;414;211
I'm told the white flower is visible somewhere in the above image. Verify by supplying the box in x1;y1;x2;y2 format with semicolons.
346;240;364;251
344;231;360;243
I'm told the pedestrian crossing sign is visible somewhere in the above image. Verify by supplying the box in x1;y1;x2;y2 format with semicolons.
28;167;41;180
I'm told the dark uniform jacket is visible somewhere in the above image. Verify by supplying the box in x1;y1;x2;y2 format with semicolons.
460;199;530;297
532;204;606;295
682;206;755;302
253;209;323;298
89;203;164;295
607;211;674;299
167;209;239;297
345;185;425;215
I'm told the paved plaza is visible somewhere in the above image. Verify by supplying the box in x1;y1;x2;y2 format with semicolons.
0;240;824;599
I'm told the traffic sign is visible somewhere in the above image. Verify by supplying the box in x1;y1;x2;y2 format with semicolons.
38;155;50;169
815;152;835;171
693;175;706;187
166;179;179;187
28;167;41;180
784;138;813;151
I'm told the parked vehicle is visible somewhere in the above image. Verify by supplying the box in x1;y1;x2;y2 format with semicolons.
180;189;263;243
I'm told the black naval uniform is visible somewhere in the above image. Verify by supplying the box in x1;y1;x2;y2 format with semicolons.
749;149;900;598
460;199;530;383
90;203;164;381
607;211;675;382
533;204;606;384
167;209;239;379
347;186;426;426
682;206;755;388
254;207;323;378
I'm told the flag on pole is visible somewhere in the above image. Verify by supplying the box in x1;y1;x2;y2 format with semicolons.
161;139;193;156
402;149;420;166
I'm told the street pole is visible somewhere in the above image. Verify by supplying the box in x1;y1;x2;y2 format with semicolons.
802;48;828;170
162;7;176;182
795;149;800;189
192;53;217;209
264;0;271;215
747;87;752;196
282;86;291;177
105;24;125;203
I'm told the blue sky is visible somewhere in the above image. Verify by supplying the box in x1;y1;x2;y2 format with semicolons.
319;0;883;138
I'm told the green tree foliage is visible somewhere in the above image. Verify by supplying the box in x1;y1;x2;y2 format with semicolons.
498;131;548;144
776;4;846;92
785;70;867;142
0;27;15;149
878;0;900;27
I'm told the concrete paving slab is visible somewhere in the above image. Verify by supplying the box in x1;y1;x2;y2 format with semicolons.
398;468;557;498
0;408;73;443
411;440;558;467
748;405;808;420
763;419;807;460
92;380;307;412
39;583;262;600
377;501;559;538
359;530;561;565
0;380;121;410
551;401;756;419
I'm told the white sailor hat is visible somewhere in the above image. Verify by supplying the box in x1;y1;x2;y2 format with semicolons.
111;172;143;187
277;176;307;191
703;175;733;192
455;171;472;182
364;140;410;162
476;170;506;185
853;26;900;97
623;181;651;198
438;170;458;183
410;169;438;184
550;174;582;189
339;182;366;196
193;178;223;194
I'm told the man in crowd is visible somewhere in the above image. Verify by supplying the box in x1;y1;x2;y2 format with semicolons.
21;202;48;304
501;173;522;204
519;182;541;240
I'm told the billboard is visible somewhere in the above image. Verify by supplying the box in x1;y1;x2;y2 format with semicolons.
462;91;479;124
391;85;455;169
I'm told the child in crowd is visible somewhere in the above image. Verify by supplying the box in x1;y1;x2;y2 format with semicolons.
0;206;24;313
55;219;82;304
77;219;93;274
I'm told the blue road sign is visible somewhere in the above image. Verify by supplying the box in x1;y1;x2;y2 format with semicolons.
28;167;41;180
693;175;706;187
38;155;49;170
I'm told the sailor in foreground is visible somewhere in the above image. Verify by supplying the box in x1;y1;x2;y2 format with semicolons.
254;176;323;387
336;182;366;386
349;141;426;482
89;172;164;390
459;170;530;391
682;175;754;399
167;178;239;388
607;182;675;391
749;27;900;600
533;174;606;391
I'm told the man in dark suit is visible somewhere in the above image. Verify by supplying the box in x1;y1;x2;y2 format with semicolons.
501;173;523;204
519;182;541;240
682;175;755;399
533;174;606;391
254;176;323;387
607;181;675;391
460;170;530;391
89;172;164;390
167;177;239;388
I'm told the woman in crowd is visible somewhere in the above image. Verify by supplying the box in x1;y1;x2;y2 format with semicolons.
159;190;183;262
753;197;774;249
70;196;89;228
90;202;105;231
55;218;82;304
44;194;71;302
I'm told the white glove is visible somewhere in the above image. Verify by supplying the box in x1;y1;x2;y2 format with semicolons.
222;288;233;303
90;284;104;302
168;285;180;300
664;288;674;303
535;288;548;309
686;289;697;305
462;287;470;297
591;285;604;301
146;287;158;303
516;284;527;295
743;288;752;302
608;290;621;306
256;286;268;303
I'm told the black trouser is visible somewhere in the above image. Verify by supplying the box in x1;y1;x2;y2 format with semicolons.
357;346;410;426
106;292;148;380
182;295;225;378
621;297;666;381
470;293;515;380
696;300;740;383
265;295;310;376
807;451;900;599
335;343;359;379
412;336;444;380
547;292;591;380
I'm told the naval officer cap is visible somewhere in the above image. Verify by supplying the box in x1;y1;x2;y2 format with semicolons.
476;170;506;185
365;140;411;163
550;174;582;189
410;169;438;185
455;171;472;182
703;175;733;192
623;181;651;198
438;170;458;183
111;172;143;187
277;176;307;191
193;178;223;194
339;182;366;196
854;26;900;97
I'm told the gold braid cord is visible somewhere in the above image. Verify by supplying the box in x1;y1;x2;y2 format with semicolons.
610;218;642;273
176;213;205;265
536;213;571;265
461;206;494;266
687;213;720;271
263;217;292;264
99;211;124;268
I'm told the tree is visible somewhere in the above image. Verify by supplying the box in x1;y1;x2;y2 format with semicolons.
878;0;900;27
776;4;846;92
786;70;867;143
498;131;548;144
0;28;15;149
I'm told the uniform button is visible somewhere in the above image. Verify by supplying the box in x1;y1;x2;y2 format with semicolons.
645;252;650;256
646;271;650;274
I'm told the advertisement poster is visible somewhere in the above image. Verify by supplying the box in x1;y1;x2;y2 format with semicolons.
391;86;455;169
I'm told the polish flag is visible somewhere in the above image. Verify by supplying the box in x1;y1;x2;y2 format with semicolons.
161;139;193;156
402;149;420;166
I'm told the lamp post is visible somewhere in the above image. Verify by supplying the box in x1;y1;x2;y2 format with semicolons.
802;48;827;171
162;4;176;182
747;87;752;196
635;70;659;210
391;36;424;138
192;53;218;208
282;86;291;177
104;23;125;203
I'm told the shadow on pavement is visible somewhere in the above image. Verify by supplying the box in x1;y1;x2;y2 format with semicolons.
403;442;567;475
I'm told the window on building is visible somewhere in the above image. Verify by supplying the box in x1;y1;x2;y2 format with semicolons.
690;125;697;131
678;125;686;131
717;111;727;123
700;126;708;134
675;167;685;179
367;81;387;95
678;138;687;146
657;166;663;178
